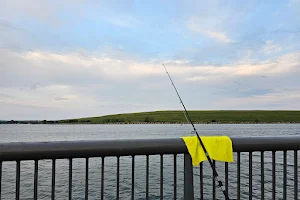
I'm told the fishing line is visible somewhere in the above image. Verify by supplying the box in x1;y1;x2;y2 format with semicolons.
162;64;230;200
182;110;189;124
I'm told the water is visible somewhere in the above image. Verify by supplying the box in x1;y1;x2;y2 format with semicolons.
0;124;300;199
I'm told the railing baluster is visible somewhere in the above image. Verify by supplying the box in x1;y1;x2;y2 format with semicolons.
34;160;38;200
249;152;252;200
146;155;149;200
225;162;228;194
261;151;264;200
184;154;194;200
200;162;203;200
0;161;1;200
294;150;298;200
85;158;89;200
0;161;2;200
52;159;55;200
213;160;216;200
101;157;104;200
160;154;163;200
16;160;20;200
69;159;72;200
132;156;135;200
117;156;120;200
173;154;177;200
283;151;287;200
237;152;240;200
272;151;276;200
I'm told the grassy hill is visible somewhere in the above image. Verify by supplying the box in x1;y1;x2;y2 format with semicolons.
59;110;300;124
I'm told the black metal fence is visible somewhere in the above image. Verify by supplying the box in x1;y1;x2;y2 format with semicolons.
0;136;299;199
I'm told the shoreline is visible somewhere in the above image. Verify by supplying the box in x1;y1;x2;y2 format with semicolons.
3;110;300;125
2;122;300;125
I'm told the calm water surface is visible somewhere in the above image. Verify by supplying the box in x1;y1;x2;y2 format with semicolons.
0;124;299;199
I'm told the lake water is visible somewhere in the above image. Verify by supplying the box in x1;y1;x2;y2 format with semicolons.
0;124;299;199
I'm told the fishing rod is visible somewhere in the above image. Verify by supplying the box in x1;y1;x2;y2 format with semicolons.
162;64;230;200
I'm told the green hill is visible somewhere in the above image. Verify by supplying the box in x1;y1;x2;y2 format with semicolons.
59;110;300;124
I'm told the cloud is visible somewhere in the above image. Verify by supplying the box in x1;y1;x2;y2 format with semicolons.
0;0;85;26
1;49;299;88
55;97;69;101
105;15;141;28
0;1;54;16
186;16;233;43
185;52;300;83
262;40;282;55
0;1;57;25
1;48;300;119
218;89;300;109
0;83;107;119
17;50;163;79
0;93;15;99
20;50;300;84
30;83;42;90
0;0;141;29
207;30;232;43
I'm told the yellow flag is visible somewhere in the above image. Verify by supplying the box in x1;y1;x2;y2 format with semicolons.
182;136;234;166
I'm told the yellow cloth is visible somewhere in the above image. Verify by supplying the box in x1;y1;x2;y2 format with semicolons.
182;136;234;166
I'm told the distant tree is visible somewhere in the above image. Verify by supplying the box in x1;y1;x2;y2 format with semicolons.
67;119;78;123
103;118;122;123
118;118;125;122
103;118;111;123
111;118;118;123
144;116;154;122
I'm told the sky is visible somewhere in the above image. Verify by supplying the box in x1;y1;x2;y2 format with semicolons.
0;0;300;120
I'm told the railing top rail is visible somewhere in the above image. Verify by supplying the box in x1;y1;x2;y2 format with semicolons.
0;136;300;161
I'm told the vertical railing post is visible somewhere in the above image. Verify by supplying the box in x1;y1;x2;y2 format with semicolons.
34;160;38;200
52;159;55;200
69;159;72;200
0;161;2;200
16;161;20;200
184;153;194;200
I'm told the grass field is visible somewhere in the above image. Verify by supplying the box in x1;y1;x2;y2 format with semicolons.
59;110;300;124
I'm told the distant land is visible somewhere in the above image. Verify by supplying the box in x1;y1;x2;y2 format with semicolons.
1;110;300;124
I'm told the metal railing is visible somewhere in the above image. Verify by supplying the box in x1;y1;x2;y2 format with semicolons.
0;136;299;199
